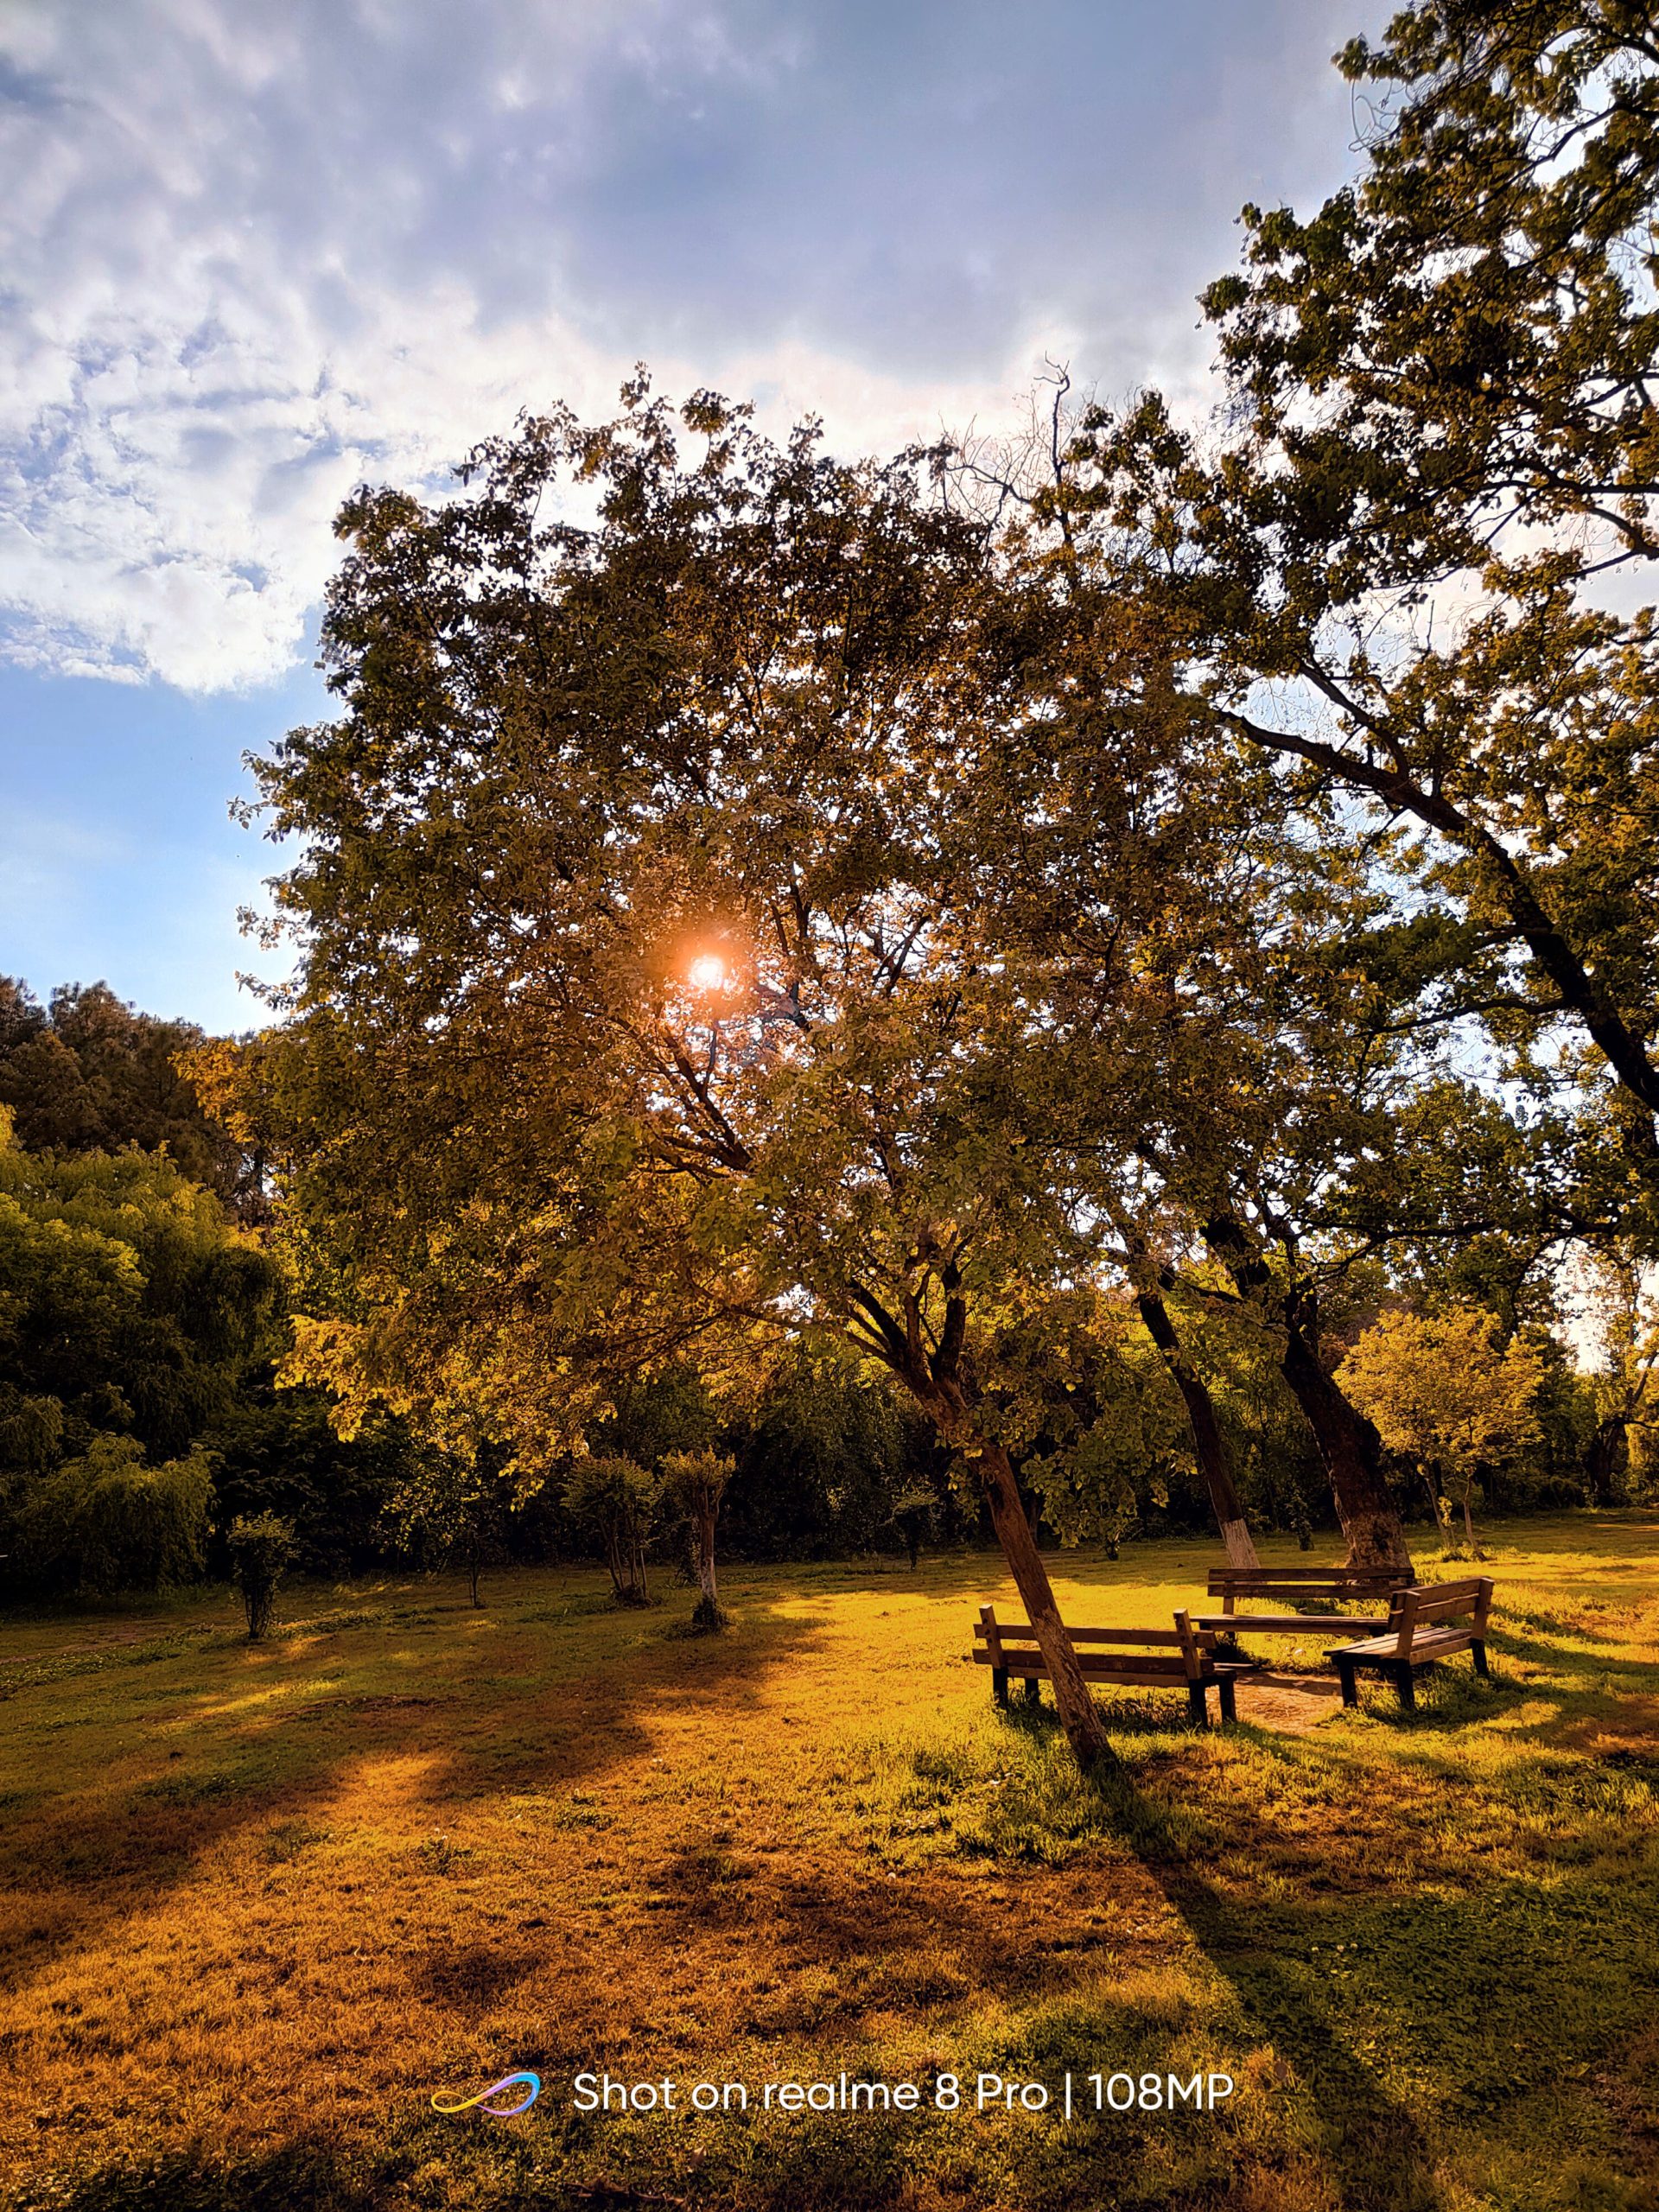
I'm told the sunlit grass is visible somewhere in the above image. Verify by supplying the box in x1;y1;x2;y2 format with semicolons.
1;1516;1655;2209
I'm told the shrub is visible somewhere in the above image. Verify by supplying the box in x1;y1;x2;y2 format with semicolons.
562;1456;660;1605
226;1510;297;1640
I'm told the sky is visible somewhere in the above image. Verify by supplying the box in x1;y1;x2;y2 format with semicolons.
0;0;1380;1033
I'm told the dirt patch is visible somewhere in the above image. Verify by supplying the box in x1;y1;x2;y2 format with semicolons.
1231;1672;1345;1734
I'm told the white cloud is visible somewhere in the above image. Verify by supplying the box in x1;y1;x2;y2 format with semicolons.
0;0;1367;692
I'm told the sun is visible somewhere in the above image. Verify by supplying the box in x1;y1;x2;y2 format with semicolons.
688;953;728;992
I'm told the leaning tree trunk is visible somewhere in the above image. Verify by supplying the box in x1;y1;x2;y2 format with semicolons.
1203;1216;1411;1575
976;1438;1113;1767
1277;1325;1412;1572
1135;1289;1260;1568
868;1279;1115;1770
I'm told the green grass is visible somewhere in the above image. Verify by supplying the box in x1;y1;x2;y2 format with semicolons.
1;1515;1656;2211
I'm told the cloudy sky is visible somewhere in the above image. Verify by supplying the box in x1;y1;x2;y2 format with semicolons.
1;0;1378;1030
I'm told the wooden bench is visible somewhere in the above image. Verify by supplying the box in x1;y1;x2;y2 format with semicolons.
1329;1577;1495;1711
972;1604;1260;1728
1192;1564;1415;1641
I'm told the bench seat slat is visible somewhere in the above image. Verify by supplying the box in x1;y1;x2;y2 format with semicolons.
973;1651;1211;1681
974;1622;1205;1648
1207;1567;1408;1587
1339;1627;1473;1660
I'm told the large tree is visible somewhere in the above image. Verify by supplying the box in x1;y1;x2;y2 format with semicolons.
236;385;1257;1765
1070;0;1659;1239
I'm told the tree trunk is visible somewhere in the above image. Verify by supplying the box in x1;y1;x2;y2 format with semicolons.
1201;1216;1412;1574
1277;1324;1412;1571
1459;1486;1484;1560
1135;1289;1260;1568
693;1502;717;1607
1586;1415;1626;1506
976;1438;1113;1767
690;1494;726;1629
862;1279;1114;1769
1421;1468;1454;1552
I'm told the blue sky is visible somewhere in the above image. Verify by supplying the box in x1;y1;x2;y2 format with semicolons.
0;0;1377;1032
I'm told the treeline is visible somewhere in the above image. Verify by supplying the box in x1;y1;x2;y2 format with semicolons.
0;975;1641;1608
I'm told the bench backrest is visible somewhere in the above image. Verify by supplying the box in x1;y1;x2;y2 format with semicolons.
1207;1565;1414;1599
1389;1576;1494;1655
975;1603;1214;1681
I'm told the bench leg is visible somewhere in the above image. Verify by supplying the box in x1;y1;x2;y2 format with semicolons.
1336;1658;1358;1710
1022;1674;1043;1708
1395;1664;1416;1713
1187;1682;1210;1729
1218;1677;1237;1726
1471;1640;1490;1678
992;1668;1008;1708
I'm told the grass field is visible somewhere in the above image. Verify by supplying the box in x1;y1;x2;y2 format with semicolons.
1;1514;1656;2212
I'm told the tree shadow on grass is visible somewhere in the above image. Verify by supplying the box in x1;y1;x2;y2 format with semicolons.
0;1591;830;1999
3;2142;387;2212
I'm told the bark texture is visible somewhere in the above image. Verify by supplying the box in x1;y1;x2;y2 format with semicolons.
851;1272;1114;1768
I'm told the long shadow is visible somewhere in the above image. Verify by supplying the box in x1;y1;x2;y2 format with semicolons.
1065;1759;1448;2212
0;1584;830;1997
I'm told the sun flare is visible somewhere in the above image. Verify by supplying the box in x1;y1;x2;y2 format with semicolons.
688;953;728;991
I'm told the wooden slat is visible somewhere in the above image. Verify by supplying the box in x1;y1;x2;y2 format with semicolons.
1338;1628;1472;1661
1208;1566;1408;1588
1409;1580;1484;1621
973;1621;1205;1649
971;1650;1205;1681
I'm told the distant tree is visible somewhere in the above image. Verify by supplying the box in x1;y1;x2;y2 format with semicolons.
563;1456;662;1605
226;1510;297;1639
207;1387;412;1578
0;978;257;1214
0;1109;279;1440
0;1106;281;1599
385;1446;512;1607
660;1448;734;1628
724;1354;915;1560
885;1482;938;1570
1339;1307;1545;1556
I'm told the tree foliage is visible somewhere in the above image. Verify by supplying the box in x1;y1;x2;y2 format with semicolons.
1339;1306;1545;1554
0;978;257;1214
1066;0;1659;1237
226;1510;298;1640
563;1455;663;1605
13;1433;213;1596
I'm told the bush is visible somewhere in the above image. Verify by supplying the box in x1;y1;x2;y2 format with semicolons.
562;1456;660;1605
12;1433;212;1594
226;1510;297;1640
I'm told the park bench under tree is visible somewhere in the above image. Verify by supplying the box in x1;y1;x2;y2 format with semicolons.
1192;1564;1415;1641
1328;1576;1495;1711
972;1603;1260;1728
